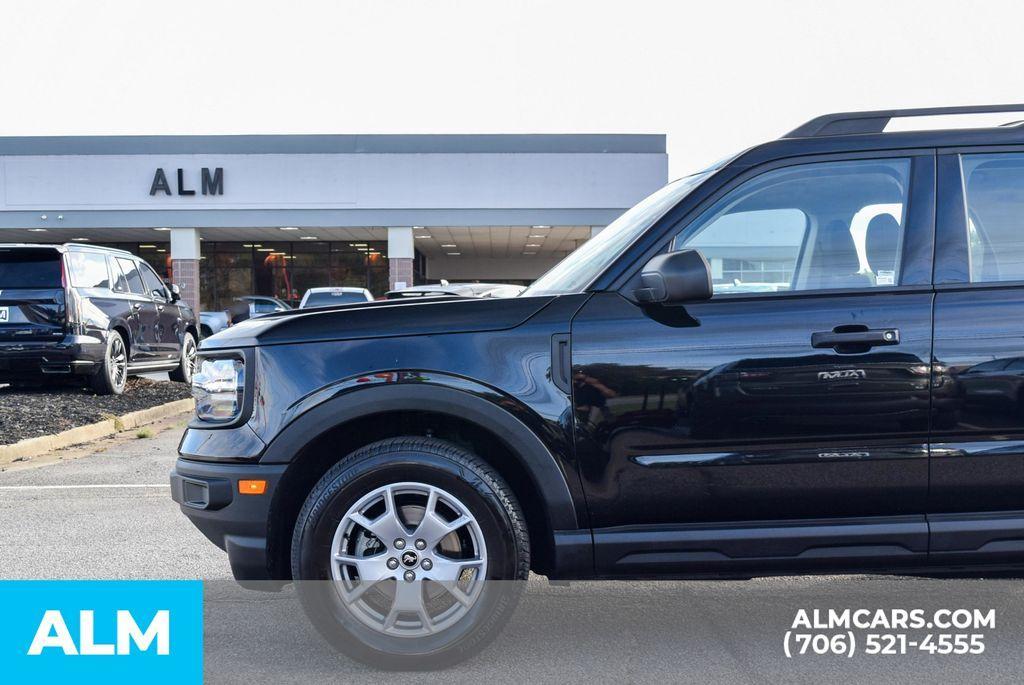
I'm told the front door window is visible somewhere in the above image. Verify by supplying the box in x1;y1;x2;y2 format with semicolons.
672;158;911;294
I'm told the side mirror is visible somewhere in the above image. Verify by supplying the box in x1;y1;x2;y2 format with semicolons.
634;249;713;304
169;284;182;302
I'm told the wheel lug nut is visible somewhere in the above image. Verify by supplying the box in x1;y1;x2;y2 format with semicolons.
415;539;426;550
404;570;416;582
386;557;399;570
421;559;432;571
393;538;406;549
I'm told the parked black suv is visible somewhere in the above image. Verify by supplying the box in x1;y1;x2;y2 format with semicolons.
173;105;1024;667
0;243;199;394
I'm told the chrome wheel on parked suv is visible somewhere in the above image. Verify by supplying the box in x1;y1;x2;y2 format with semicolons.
90;331;128;395
169;332;197;383
291;438;529;669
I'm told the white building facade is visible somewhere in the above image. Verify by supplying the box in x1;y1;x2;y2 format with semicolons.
0;134;667;310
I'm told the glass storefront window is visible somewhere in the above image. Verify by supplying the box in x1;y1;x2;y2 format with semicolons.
58;238;393;310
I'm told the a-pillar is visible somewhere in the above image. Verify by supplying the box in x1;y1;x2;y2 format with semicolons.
169;228;201;313
388;226;414;291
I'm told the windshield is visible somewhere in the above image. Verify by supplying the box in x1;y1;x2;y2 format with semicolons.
302;291;368;307
523;171;713;295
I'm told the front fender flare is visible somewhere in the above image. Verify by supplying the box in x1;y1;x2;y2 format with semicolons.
259;381;582;532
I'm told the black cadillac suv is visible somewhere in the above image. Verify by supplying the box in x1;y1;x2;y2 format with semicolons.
0;243;199;394
172;105;1024;667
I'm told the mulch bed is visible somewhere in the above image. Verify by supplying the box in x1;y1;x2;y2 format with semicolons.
0;378;192;445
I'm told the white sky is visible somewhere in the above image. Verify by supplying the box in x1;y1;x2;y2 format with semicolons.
2;0;1023;177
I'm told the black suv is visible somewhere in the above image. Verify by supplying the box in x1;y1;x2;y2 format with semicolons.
173;105;1024;667
0;243;199;394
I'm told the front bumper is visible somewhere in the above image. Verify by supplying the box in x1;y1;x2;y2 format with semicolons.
170;458;287;585
0;334;105;379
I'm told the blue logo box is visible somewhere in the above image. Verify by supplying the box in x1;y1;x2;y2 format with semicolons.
0;580;203;684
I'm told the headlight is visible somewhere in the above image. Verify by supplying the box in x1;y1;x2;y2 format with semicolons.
191;355;245;423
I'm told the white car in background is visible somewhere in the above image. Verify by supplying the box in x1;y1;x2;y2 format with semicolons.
199;295;291;337
385;282;525;299
299;287;374;308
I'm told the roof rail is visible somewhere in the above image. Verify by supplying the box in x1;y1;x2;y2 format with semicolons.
784;104;1024;138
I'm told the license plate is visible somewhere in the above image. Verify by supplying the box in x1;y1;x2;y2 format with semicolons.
0;307;8;323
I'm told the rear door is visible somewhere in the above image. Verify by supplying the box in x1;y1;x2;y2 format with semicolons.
931;148;1024;563
0;248;66;343
114;256;157;360
138;261;180;360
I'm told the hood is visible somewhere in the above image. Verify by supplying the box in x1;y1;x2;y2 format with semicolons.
199;295;557;349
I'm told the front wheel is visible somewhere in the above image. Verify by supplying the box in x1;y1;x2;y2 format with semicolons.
291;437;529;669
90;331;128;395
169;332;196;383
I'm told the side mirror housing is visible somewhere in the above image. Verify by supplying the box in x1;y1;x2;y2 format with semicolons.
634;249;713;304
169;284;182;302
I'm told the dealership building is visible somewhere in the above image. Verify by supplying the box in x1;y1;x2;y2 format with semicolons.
0;134;667;311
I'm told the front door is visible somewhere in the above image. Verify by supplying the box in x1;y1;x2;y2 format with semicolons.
571;154;936;575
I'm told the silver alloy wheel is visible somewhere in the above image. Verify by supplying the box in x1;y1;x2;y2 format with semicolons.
109;335;127;389
330;482;488;638
183;336;197;381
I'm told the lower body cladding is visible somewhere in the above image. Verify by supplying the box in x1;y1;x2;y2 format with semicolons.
0;334;105;379
170;459;287;586
171;455;593;585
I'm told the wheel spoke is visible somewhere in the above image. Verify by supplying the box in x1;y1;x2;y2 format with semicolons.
339;576;380;603
426;555;483;607
333;553;393;603
357;486;410;542
386;576;434;633
410;487;472;547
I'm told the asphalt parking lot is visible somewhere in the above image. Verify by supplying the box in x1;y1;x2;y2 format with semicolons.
3;425;1024;683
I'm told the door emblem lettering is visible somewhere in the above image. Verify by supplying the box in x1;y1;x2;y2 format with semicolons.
818;369;866;380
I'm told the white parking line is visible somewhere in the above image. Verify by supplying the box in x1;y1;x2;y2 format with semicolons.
0;484;169;490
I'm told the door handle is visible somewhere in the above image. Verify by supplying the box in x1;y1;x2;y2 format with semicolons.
131;302;143;311
811;326;899;351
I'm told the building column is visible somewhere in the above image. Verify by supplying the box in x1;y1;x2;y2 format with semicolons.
170;228;201;313
387;226;414;291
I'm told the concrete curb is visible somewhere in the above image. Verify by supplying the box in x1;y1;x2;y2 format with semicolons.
0;398;194;464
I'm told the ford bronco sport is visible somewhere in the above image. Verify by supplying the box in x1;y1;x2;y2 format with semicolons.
172;105;1024;667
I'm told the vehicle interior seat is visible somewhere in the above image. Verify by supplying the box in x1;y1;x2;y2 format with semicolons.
808;219;873;289
865;213;901;283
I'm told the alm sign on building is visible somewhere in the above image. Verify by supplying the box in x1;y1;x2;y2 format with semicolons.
149;168;224;197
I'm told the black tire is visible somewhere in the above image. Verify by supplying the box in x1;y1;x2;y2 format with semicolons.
169;332;197;383
90;331;128;395
291;437;529;670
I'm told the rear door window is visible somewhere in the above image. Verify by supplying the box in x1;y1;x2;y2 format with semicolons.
0;249;63;288
960;153;1024;282
67;251;111;289
108;256;130;293
116;257;146;295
